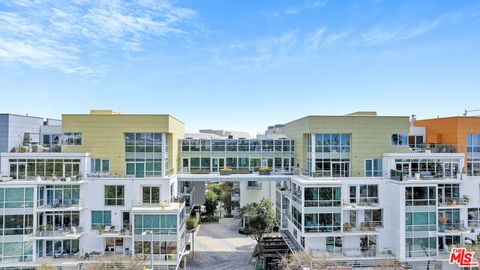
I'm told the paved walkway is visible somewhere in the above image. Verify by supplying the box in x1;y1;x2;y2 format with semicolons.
186;218;256;270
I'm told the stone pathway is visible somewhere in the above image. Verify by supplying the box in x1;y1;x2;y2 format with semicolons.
186;218;256;270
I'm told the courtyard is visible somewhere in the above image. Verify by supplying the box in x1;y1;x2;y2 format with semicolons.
186;218;256;270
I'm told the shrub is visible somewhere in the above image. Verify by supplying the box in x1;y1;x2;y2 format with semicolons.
187;212;200;230
201;215;219;223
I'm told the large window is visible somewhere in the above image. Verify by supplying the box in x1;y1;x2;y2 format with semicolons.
0;241;33;262
0;214;34;235
468;208;480;227
365;159;382;177
438;209;461;229
405;186;436;206
467;134;480;176
406;211;436;232
315;134;350;153
142;186;160;205
291;205;302;230
395;158;460;179
304;187;341;207
104;185;124;206
134;240;177;261
304;213;341;232
0;188;34;208
91;211;111;229
133;214;177;235
391;134;408;146
314;134;351;177
125;133;164;178
42;134;61;147
92;159;110;173
437;184;460;205
45;185;80;207
9;159;80;180
62;132;82;145
359;185;379;204
405;237;437;258
364;209;382;227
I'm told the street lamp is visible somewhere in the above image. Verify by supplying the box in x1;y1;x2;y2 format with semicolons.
142;230;154;270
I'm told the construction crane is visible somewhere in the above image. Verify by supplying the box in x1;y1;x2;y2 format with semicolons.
463;108;480;116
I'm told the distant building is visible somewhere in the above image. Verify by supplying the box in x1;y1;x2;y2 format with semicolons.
0;114;61;153
199;129;250;139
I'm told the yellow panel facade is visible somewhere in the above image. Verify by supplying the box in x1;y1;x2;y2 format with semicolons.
284;113;411;176
61;111;184;177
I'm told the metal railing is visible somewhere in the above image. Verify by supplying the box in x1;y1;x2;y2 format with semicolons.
390;169;463;181
131;200;170;207
38;199;83;209
311;247;396;259
410;144;458;153
178;167;294;175
35;226;83;237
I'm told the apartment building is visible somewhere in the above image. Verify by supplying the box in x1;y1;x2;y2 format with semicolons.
0;110;187;270
0;110;479;270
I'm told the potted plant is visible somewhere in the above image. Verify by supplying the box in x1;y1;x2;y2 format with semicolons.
219;167;233;176
462;195;470;204
38;224;47;236
439;216;448;232
97;224;105;234
258;167;271;175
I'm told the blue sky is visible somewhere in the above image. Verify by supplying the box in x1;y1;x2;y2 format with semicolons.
0;0;479;135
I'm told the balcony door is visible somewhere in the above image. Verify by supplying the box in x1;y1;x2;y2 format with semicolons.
396;162;411;177
46;213;64;230
438;186;445;205
332;162;349;177
211;158;225;172
47;188;63;206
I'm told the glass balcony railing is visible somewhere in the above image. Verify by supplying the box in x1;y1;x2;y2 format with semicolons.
38;199;83;209
35;226;83;237
390;170;463;181
311;247;396;259
410;144;458;153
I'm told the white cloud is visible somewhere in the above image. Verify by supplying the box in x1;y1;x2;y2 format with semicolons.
0;0;196;75
282;1;327;16
211;27;349;71
360;8;479;45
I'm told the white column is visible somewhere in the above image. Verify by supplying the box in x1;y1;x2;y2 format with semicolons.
162;133;167;177
311;134;316;174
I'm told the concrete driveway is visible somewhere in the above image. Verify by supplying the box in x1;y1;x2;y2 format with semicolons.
186;218;256;270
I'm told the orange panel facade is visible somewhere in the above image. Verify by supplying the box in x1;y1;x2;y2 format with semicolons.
414;116;480;158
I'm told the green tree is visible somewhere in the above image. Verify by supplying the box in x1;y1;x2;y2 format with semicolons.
220;191;232;215
241;197;276;257
204;190;218;216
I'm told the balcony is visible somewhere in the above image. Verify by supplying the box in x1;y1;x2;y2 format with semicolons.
96;225;132;237
438;220;469;234
410;144;458;153
11;175;84;183
33;226;83;239
312;247;396;259
180;168;293;175
343;199;379;209
37;199;84;211
390;170;464;181
343;222;381;234
438;197;468;207
131;200;184;211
